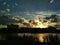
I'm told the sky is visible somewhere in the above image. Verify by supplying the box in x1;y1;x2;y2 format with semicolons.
0;0;60;19
0;0;60;29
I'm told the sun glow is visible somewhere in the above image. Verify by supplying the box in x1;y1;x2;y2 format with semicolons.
13;17;57;28
39;24;48;28
34;20;49;28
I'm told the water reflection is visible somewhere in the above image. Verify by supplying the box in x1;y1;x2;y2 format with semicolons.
36;33;57;43
37;33;49;42
0;33;59;43
17;33;59;43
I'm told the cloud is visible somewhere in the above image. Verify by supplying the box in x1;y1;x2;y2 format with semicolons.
0;11;60;28
3;2;7;5
11;11;59;20
0;15;35;27
50;0;54;3
0;15;12;24
6;8;11;12
15;3;18;6
45;14;60;22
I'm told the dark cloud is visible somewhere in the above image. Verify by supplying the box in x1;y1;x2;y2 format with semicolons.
0;14;60;28
45;14;60;22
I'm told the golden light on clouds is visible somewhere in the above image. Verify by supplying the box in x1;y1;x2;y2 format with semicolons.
14;18;57;28
29;19;57;28
11;14;57;28
36;21;49;28
37;24;48;28
30;20;49;28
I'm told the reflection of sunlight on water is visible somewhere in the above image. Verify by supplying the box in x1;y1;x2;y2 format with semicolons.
0;25;7;28
37;33;57;43
17;33;57;43
37;33;48;42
